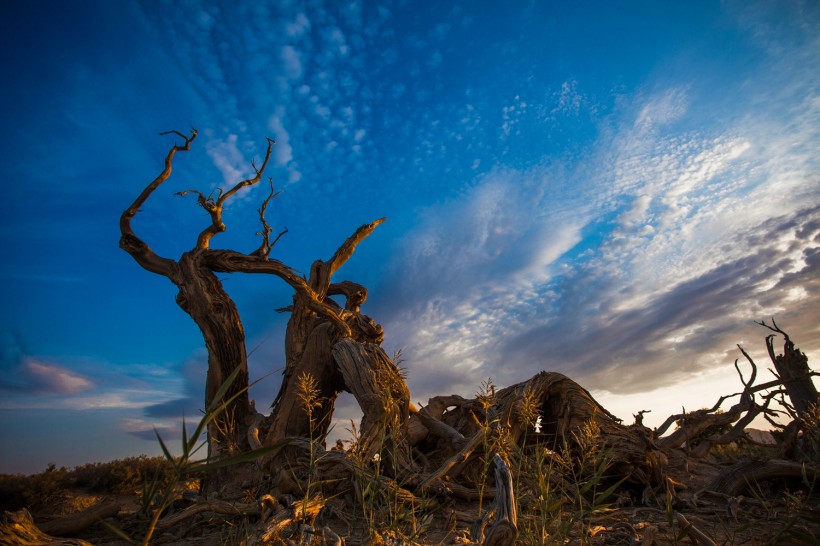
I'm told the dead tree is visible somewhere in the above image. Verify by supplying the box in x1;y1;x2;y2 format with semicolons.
260;222;418;489
655;321;818;462
121;130;406;496
120;131;335;460
758;319;818;418
119;131;818;544
411;371;665;497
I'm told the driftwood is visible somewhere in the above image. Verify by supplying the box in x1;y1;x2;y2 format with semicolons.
674;512;716;546
709;459;818;496
759;319;818;417
155;499;261;531
332;339;412;474
0;509;92;546
36;499;123;537
656;324;819;460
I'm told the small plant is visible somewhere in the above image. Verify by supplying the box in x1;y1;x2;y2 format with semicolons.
509;418;626;545
134;367;278;546
475;378;500;516
295;371;326;532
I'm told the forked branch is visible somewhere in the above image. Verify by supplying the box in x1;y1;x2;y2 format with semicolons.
177;137;276;252
308;218;387;296
119;129;197;276
253;179;286;258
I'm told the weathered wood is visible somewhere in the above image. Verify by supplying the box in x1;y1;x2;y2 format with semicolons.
656;324;818;461
266;323;342;447
174;251;253;452
120;132;276;471
674;512;716;546
471;454;518;546
252;496;325;545
332;339;413;475
417;429;484;494
278;219;385;382
36;499;123;537
0;509;92;546
760;320;819;417
156;499;261;530
709;459;818;496
416;406;466;446
486;454;517;546
434;372;662;487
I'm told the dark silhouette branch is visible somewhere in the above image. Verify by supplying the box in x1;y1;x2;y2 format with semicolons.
119;129;197;276
252;179;285;258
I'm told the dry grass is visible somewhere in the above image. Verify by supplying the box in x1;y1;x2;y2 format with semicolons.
2;401;818;545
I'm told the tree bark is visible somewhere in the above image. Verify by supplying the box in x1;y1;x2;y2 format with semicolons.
332;339;413;475
0;509;92;546
762;323;819;417
174;252;252;452
709;459;818;496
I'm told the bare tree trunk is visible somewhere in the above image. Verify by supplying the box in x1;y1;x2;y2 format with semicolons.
265;323;344;444
333;339;413;476
174;252;252;453
271;220;385;418
761;320;819;417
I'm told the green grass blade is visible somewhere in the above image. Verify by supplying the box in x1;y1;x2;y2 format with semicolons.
154;427;175;464
185;444;284;473
181;415;189;459
593;476;627;507
100;520;135;543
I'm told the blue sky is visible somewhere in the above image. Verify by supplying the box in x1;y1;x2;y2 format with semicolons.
1;0;818;474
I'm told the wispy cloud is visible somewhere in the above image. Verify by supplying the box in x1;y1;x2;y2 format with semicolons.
0;329;188;412
378;71;820;408
120;417;181;443
633;87;689;131
21;359;94;395
205;133;252;186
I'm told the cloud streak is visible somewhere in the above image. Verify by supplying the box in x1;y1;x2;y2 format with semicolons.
376;77;820;410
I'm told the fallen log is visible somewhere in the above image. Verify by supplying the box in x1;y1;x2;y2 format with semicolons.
709;459;818;496
35;499;123;537
433;372;663;487
0;509;92;546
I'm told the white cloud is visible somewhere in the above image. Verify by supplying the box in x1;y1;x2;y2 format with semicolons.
205;134;250;185
23;358;94;395
268;114;293;166
285;12;310;38
379;76;820;406
281;45;303;80
634;87;689;131
551;80;584;116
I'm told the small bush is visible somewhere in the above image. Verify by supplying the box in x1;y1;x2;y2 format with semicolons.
0;456;174;512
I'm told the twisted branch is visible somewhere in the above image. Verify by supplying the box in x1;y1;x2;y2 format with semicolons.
119;129;197;276
176;137;275;252
253;179;286;258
